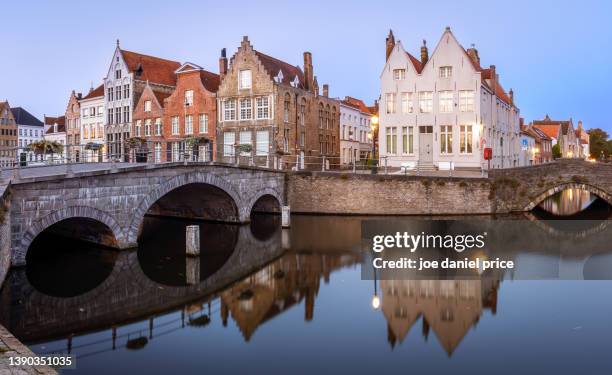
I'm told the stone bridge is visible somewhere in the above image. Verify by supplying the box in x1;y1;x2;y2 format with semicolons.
4;163;285;266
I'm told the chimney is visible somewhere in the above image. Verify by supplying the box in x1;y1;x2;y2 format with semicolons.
509;88;514;105
578;120;583;130
385;29;395;61
489;65;496;93
420;40;428;65
303;52;314;93
466;44;480;66
219;48;228;78
322;84;329;98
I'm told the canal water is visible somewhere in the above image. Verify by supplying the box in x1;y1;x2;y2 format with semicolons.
0;189;611;374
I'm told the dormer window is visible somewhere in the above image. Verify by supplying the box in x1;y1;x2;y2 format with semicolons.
275;70;284;83
185;90;194;106
393;69;406;80
291;76;299;88
239;70;252;89
439;66;452;78
144;100;151;112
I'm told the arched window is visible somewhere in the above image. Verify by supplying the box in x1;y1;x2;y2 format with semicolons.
284;93;291;123
325;104;330;129
319;103;324;129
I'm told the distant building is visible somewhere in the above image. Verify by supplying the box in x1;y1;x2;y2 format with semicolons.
339;97;373;166
43;115;66;162
64;90;82;162
519;130;535;166
380;27;521;171
532;115;579;158
132;82;171;162
104;41;180;161
79;84;106;162
216;37;340;170
574;121;590;158
10;106;44;163
524;125;552;164
0;101;18;168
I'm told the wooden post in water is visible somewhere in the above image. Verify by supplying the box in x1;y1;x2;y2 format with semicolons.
186;225;200;256
186;257;200;285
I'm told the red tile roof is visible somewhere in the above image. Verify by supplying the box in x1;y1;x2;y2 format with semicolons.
532;124;560;140
120;49;181;86
44;115;66;134
342;96;372;114
153;90;172;107
82;84;104;100
406;52;423;73
199;70;221;93
254;51;304;87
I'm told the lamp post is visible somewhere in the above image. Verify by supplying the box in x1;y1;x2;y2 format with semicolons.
370;115;379;174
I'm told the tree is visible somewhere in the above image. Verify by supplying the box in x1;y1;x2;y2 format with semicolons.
26;140;64;156
587;128;610;159
552;143;562;159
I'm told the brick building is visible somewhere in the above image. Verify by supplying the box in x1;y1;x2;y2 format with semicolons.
0;101;18;168
131;82;171;162
64;90;82;162
532;115;579;158
216;37;340;170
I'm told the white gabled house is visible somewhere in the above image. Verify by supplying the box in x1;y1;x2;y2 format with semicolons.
379;27;520;171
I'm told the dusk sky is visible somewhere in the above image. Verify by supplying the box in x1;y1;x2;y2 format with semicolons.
2;0;611;132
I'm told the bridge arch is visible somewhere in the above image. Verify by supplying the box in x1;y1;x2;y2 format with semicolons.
18;206;124;266
247;187;283;215
127;171;245;244
524;182;612;211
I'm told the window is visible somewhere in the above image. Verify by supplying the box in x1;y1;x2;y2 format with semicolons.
124;84;129;99
239;131;252;155
108;87;114;101
283;129;290;153
116;86;122;100
393;69;406;80
239;70;252;89
155;118;162;135
459;91;474;112
319;104;324;128
256;130;269;156
299;99;306;126
240;98;252;120
224;132;235;156
115;66;121;79
135;120;142;136
386;127;397;154
439;91;454;113
185;90;194;106
402;126;414;154
439;66;452;78
154;142;161;163
440;125;452;154
300;131;305;148
172;116;179;135
199;114;208;133
419;91;433;113
284;94;290;122
123;106;130;123
256;96;270;119
386;93;395;114
460;125;473;153
145;119;151;136
401;92;413;113
107;109;113;124
115;108;121;124
185;115;193;135
144;100;151;112
223;99;236;121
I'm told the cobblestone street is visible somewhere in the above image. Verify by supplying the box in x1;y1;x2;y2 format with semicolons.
0;325;57;375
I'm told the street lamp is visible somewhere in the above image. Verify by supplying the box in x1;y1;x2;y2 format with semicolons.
370;115;379;174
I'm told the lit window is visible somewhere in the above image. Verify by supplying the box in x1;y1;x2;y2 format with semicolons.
440;125;452;154
419;91;433;113
439;66;452;78
402;126;413;154
401;92;413;113
459;91;474;112
386;93;395;114
239;70;252;89
386;127;397;154
460;125;473;153
393;69;406;80
439;91;454;113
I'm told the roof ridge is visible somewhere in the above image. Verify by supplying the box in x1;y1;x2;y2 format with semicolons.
120;49;180;64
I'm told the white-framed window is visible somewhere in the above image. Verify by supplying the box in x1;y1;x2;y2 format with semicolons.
239;70;252;89
439;91;454;113
144;100;151;112
172;142;180;162
185;115;193;135
256;96;270;119
155;118;162;136
459;90;475;112
256;130;269;156
419;91;433;113
440;125;452;154
402;126;414;154
199;114;208;133
386;93;395;114
386;127;397;154
135;120;142;136
460;125;473;153
393;69;406;80
172;116;179;135
154;142;161;163
401;92;413;113
439;66;452;78
185;90;194;106
223;99;236;121
239;98;252;120
223;132;235;156
239;131;252;155
144;119;151;136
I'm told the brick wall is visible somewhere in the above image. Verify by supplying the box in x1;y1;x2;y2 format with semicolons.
288;172;493;215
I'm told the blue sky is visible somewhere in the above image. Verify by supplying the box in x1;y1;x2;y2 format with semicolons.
2;0;611;132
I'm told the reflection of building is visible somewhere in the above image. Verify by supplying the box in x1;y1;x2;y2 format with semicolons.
381;279;499;355
538;188;595;216
219;252;358;341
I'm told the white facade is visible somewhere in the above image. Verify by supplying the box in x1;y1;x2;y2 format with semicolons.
379;28;520;170
43;121;67;163
104;46;133;161
340;101;372;165
519;132;535;166
80;93;106;162
17;124;44;162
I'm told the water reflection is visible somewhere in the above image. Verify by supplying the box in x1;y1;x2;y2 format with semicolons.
538;188;597;216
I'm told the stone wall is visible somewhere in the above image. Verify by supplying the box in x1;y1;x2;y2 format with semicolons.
0;184;10;289
288;171;493;215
